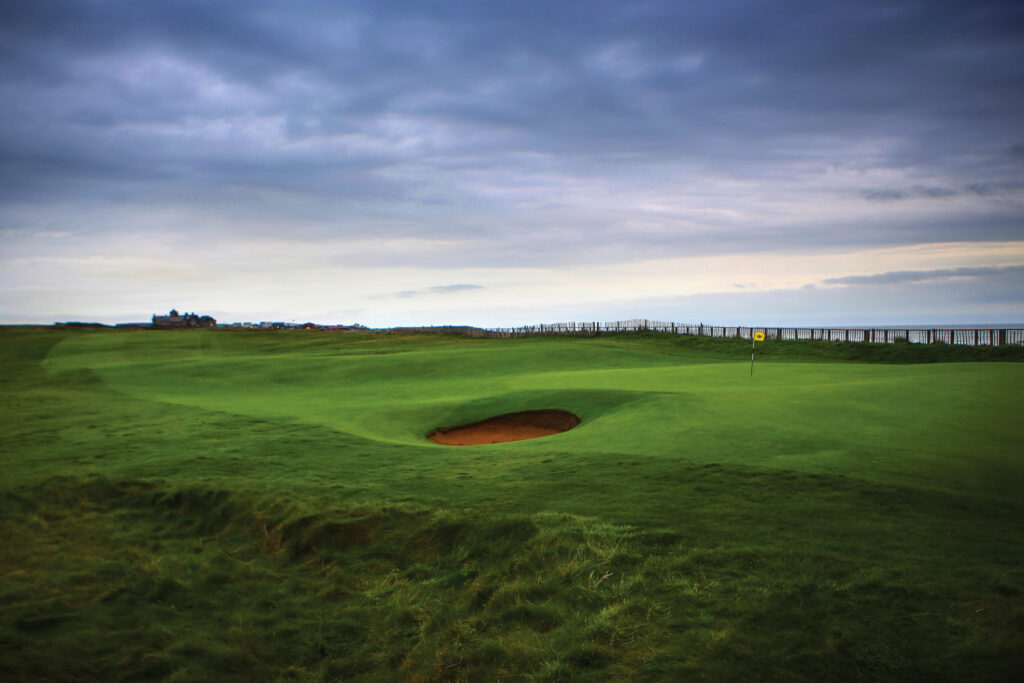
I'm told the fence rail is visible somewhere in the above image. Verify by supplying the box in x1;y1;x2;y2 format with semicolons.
482;320;1024;346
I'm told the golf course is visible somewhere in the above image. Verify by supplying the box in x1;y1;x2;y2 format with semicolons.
2;326;1022;681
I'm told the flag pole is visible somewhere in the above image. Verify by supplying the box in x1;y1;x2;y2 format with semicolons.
750;333;755;377
750;330;764;377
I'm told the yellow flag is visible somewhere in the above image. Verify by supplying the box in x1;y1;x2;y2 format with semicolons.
754;332;765;341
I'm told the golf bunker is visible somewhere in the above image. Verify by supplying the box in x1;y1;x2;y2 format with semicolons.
427;409;581;446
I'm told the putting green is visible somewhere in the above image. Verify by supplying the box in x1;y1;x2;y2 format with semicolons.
43;329;1024;502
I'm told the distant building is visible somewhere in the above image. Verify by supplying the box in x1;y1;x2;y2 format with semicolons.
151;309;216;328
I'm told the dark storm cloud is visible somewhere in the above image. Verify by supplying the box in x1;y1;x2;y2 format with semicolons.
1;0;1023;253
863;185;958;201
862;182;1024;202
823;265;1024;286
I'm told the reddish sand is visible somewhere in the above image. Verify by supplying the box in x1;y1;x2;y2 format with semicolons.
427;409;581;446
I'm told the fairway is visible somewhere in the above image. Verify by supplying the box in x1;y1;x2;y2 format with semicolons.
3;327;1023;680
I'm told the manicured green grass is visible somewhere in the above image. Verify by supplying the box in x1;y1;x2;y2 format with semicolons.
2;327;1022;681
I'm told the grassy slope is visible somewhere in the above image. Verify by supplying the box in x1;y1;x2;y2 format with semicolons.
2;327;1023;681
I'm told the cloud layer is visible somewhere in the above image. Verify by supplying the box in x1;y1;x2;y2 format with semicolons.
1;0;1023;324
823;265;1024;286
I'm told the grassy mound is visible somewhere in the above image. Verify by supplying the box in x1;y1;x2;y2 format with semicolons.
1;327;1022;680
4;474;1021;681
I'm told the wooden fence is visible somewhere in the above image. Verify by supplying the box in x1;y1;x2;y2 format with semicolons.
484;319;1024;346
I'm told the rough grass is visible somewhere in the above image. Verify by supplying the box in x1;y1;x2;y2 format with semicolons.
1;326;1023;681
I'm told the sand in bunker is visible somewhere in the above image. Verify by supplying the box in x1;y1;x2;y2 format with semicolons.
427;409;581;446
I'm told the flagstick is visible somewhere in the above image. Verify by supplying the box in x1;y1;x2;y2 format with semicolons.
750;334;755;377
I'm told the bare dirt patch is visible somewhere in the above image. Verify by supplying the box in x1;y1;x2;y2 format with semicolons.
427;409;581;446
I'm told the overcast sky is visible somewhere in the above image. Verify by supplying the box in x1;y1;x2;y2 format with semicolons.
2;0;1023;326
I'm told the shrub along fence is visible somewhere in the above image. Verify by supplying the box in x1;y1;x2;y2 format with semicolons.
484;320;1024;346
